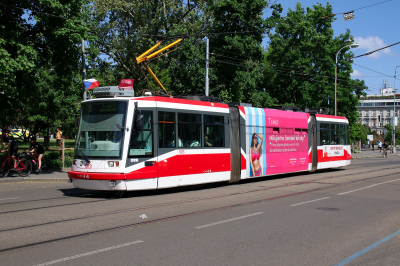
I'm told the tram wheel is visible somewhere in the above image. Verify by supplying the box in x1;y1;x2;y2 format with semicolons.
114;191;125;198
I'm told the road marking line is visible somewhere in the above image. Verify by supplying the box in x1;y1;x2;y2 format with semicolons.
337;178;400;195
33;240;143;266
290;197;330;206
0;197;19;201
333;228;400;266
195;212;264;229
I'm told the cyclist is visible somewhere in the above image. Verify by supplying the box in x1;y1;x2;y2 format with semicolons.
0;129;19;171
26;137;44;173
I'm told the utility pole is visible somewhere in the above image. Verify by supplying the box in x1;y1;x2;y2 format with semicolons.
205;38;209;96
81;9;86;101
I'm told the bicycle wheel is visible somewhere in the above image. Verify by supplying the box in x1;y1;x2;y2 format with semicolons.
18;159;32;177
0;161;10;178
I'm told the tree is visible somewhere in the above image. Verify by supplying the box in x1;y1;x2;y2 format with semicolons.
89;0;212;95
264;3;366;124
0;0;91;133
206;0;281;104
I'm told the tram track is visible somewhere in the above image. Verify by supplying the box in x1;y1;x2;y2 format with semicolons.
1;171;399;253
1;164;399;219
1;168;399;254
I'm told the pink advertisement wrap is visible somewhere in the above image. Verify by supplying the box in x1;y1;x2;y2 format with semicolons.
245;107;309;177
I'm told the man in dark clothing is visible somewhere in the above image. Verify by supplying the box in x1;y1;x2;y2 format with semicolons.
0;129;19;170
27;137;44;173
383;141;388;158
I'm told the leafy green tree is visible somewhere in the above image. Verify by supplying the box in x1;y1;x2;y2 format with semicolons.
264;2;366;124
206;0;281;104
89;0;212;95
0;0;91;133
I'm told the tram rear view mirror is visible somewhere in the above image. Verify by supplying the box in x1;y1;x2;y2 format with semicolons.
135;110;144;130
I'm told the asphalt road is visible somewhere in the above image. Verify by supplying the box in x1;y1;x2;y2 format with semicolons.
0;156;399;266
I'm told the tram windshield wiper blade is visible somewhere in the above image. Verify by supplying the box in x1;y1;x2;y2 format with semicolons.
81;150;90;164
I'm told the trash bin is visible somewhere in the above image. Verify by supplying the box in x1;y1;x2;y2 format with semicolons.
44;135;50;150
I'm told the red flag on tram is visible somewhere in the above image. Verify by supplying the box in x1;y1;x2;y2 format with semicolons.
118;79;135;90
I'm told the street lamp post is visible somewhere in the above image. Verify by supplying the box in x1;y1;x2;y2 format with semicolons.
393;66;400;153
335;42;359;116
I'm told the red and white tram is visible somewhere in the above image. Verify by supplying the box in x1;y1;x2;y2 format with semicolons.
68;89;352;191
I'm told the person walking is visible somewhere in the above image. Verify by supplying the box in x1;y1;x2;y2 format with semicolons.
383;141;388;158
378;141;382;153
56;128;62;149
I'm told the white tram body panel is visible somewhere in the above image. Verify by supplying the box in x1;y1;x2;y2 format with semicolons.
69;96;352;191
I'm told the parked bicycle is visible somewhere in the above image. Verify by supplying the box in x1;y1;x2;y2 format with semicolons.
25;152;54;174
0;152;32;177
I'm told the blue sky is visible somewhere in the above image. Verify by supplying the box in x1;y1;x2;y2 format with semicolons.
263;0;399;94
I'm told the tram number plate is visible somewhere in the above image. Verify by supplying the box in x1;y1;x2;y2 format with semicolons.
77;174;90;179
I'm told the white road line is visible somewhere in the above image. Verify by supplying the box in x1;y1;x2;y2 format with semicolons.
338;178;400;195
195;212;264;229
33;240;143;266
290;197;330;207
0;197;19;201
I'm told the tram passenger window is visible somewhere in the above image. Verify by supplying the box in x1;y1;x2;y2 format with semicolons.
339;124;346;144
281;128;287;134
320;123;330;145
346;125;350;145
204;115;225;147
178;113;201;147
295;129;301;134
331;124;339;144
159;111;176;148
287;128;294;134
128;111;153;157
273;128;279;134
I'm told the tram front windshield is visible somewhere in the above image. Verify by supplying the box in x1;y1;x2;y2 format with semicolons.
75;101;127;159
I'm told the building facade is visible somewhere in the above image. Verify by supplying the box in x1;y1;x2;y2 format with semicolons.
357;87;400;135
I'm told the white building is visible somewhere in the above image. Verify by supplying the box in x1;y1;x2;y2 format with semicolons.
357;86;399;135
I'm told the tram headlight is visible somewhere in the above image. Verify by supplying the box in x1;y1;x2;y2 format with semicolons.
107;161;120;167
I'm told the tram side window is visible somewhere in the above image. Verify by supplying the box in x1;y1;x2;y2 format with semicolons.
339;124;346;144
320;123;330;145
331;124;339;144
128;111;153;157
204;115;225;147
159;111;176;148
346;125;350;145
178;113;202;147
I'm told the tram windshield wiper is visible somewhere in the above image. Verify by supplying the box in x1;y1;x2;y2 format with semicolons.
81;150;90;164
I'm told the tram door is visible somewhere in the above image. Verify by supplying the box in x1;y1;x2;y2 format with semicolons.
157;111;179;188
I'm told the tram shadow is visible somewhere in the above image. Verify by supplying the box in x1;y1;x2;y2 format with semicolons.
59;167;346;199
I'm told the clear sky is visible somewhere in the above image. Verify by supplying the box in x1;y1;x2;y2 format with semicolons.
263;0;399;94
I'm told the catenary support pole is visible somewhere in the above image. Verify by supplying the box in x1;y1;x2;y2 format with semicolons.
81;9;86;101
205;38;209;96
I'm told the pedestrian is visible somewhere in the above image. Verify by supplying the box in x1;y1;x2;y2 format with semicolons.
56;128;62;149
378;141;382;153
372;142;375;152
383;141;388;158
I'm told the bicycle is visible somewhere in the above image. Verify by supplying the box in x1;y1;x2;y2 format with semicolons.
0;152;32;177
25;152;54;174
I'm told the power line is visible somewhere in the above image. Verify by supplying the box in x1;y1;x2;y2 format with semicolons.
351;41;400;59
322;0;391;18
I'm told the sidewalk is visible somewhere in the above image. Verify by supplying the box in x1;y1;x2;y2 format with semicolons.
0;168;71;183
352;149;400;159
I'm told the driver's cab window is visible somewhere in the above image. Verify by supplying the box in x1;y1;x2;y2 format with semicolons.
128;111;153;157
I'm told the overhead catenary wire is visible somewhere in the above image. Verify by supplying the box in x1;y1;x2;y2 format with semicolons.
350;41;400;59
321;0;392;18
